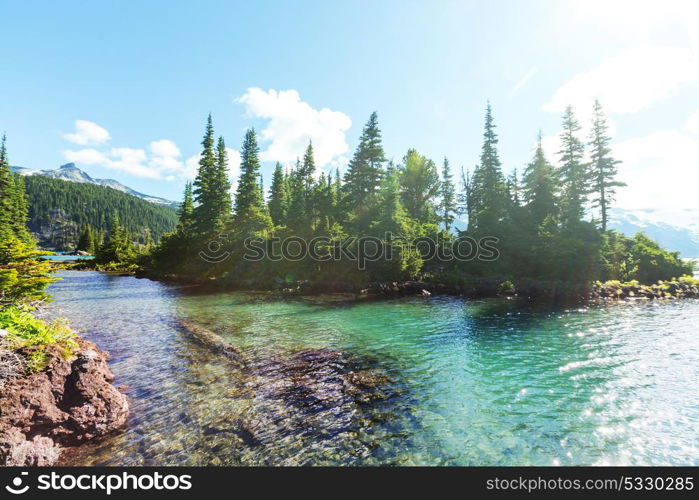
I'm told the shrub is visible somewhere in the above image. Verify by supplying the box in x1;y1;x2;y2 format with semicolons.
0;307;77;372
0;237;57;306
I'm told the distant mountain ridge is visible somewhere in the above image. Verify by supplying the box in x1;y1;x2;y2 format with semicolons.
20;175;178;251
608;208;699;259
11;163;177;206
453;208;699;259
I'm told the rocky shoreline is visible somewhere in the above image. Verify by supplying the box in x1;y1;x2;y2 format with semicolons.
143;268;699;304
0;338;129;466
590;278;699;301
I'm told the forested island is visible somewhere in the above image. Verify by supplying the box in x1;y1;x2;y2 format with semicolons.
72;102;694;299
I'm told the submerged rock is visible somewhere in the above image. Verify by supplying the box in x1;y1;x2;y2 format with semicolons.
228;348;395;464
0;339;129;466
177;319;245;368
177;317;400;464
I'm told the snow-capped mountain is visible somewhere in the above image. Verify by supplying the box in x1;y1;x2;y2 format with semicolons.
608;208;699;258
453;207;699;258
11;163;177;206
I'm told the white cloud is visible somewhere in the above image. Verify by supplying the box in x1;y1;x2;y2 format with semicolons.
236;88;352;173
63;120;111;146
149;139;181;158
544;46;699;118
62;148;109;165
61;119;238;180
106;147;157;178
63;142;193;180
685;109;699;135
613;131;699;217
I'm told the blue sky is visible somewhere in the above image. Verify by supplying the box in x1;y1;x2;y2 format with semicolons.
2;0;699;226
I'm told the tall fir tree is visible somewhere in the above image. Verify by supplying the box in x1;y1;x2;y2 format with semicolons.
10;170;32;243
268;162;290;226
301;141;317;230
588;99;624;231
234;129;264;216
177;181;195;235
469;103;508;234
439;157;457;232
557;105;588;226
211;136;232;230
192;114;218;235
342;111;386;229
286;158;306;233
233;129;272;233
522;132;558;226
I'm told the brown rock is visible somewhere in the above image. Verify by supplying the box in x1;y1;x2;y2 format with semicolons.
0;339;129;466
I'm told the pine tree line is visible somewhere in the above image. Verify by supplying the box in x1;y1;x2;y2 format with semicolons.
148;105;691;287
0;134;33;244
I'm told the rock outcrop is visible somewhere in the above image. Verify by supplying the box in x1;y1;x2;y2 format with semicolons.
0;339;129;466
591;279;699;301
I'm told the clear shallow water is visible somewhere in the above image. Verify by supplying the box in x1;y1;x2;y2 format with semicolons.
41;254;94;261
44;271;699;466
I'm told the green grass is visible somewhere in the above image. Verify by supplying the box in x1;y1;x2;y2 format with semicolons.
0;307;78;372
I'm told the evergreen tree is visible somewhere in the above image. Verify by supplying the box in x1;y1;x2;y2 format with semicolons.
557;106;588;226
0;135;32;243
234;129;264;216
233;129;272;233
211;136;232;230
192;114;218;235
10;173;32;243
268;162;289;226
313;173;335;232
342;112;386;229
372;162;422;279
374;162;409;235
457;166;475;231
522;132;558;225
507;168;520;206
286;158;306;233
399;149;441;225
301;140;316;192
0;134;17;239
177;181;194;235
439;157;457;232
301;141;317;230
76;225;94;253
588;99;624;231
469;103;508;234
96;212;136;264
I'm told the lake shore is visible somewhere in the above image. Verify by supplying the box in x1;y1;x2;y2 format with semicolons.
135;265;699;305
0;334;129;466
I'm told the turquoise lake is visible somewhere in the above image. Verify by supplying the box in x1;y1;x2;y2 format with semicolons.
43;271;699;466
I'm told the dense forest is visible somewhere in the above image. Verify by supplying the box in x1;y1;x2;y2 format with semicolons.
22;175;178;251
141;103;693;296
